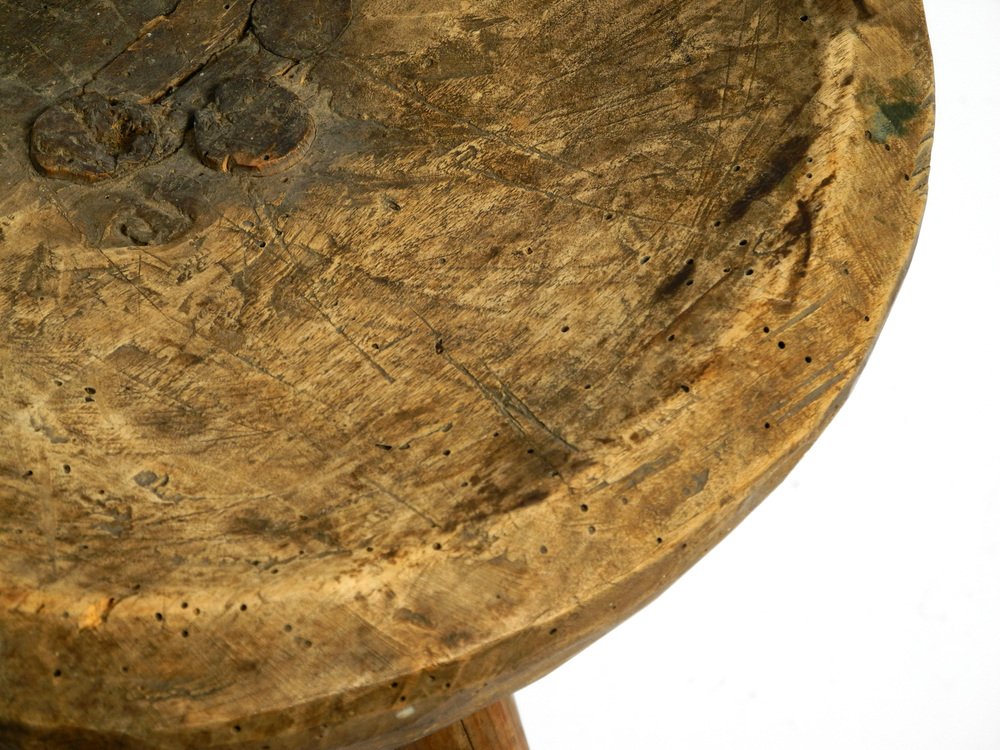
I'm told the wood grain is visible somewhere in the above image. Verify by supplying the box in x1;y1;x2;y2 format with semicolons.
398;697;528;750
0;0;933;748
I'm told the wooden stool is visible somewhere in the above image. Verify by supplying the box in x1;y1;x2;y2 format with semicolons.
0;1;933;747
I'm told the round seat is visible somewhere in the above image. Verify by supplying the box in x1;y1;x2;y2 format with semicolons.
0;0;933;747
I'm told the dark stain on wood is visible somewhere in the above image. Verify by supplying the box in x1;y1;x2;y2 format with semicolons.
654;261;696;301
784;199;814;276
878;100;921;137
395;608;435;629
726;134;813;223
449;486;551;530
853;0;876;20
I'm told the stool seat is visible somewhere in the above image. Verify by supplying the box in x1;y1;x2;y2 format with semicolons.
0;0;933;747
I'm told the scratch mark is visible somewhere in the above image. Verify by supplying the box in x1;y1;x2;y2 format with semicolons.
333;320;396;385
365;478;440;529
775;370;849;423
252;189;397;386
410;307;577;452
336;55;600;179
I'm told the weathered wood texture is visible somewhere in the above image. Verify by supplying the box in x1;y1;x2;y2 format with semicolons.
397;697;528;750
0;0;933;748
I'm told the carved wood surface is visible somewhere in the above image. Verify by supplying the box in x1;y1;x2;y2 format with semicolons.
0;1;932;748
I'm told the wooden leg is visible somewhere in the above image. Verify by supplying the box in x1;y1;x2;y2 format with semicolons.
397;697;530;750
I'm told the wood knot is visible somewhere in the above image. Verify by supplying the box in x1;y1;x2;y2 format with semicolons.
30;93;160;183
193;77;314;174
252;0;353;60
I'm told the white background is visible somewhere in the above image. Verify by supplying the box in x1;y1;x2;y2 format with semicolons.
519;2;1000;747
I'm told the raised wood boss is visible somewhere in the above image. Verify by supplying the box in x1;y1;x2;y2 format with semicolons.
0;0;933;747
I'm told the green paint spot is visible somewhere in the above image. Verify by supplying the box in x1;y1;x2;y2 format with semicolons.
881;100;920;133
870;99;920;143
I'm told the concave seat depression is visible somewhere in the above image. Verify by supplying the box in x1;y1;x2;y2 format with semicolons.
0;0;933;748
